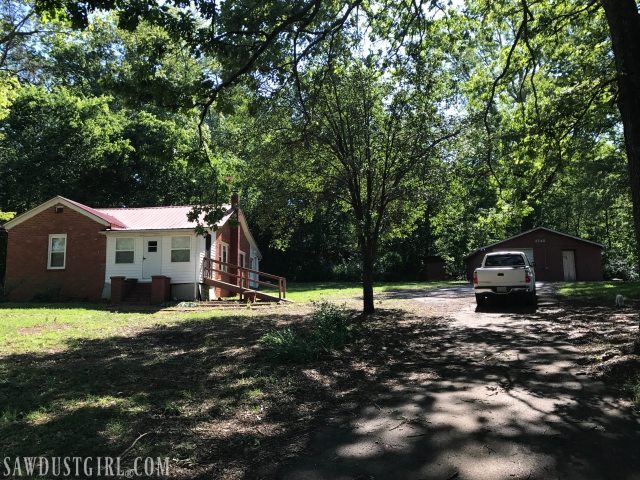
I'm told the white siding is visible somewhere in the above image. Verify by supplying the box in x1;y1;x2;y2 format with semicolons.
195;234;206;282
104;231;202;285
105;235;144;280
161;233;199;284
249;247;260;288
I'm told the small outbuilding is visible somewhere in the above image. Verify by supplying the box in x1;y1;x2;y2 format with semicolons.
465;227;603;282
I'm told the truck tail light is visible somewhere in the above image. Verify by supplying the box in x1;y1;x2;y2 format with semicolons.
525;270;531;283
473;271;478;286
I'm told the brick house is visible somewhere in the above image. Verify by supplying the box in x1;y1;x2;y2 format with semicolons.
465;227;603;282
2;195;264;302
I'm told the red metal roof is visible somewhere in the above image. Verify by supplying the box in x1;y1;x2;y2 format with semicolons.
95;204;233;230
60;197;128;229
4;195;236;233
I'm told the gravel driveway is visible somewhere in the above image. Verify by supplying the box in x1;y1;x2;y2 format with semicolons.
279;283;640;480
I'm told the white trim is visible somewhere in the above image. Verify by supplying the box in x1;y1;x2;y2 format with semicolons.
237;210;262;259
219;241;229;272
4;196;111;230
170;235;191;263
115;237;135;264
465;227;603;259
47;233;67;270
102;229;195;236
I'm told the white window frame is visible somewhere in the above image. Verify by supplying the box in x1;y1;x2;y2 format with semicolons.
170;236;191;263
239;250;246;268
47;234;67;270
219;241;229;272
115;237;135;264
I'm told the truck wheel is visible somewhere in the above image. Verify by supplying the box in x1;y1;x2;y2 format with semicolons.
526;292;537;306
475;294;486;308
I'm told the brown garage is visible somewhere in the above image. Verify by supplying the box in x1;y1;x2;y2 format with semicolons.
465;227;603;282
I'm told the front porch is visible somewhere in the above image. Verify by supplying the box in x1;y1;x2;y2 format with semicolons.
109;258;288;305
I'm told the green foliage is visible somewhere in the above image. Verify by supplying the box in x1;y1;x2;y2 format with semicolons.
556;281;640;304
259;327;312;364
0;14;229;218
604;254;638;281
0;75;19;125
260;302;351;363
311;300;350;353
0;212;15;223
0;83;218;212
623;376;640;408
1;0;637;287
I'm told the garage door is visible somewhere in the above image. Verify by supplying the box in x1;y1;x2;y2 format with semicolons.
514;248;534;265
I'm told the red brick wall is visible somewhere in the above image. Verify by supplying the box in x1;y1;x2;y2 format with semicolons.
240;230;250;267
465;229;603;282
4;204;107;301
212;215;252;298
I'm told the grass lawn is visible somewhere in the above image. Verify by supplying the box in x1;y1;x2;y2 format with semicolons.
285;280;466;302
0;301;320;478
1;280;637;478
0;281;463;354
556;281;640;303
0;303;228;355
0;281;462;478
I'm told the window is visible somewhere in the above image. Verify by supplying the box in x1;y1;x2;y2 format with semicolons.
239;251;246;268
48;234;67;269
115;238;135;264
219;242;228;272
171;236;191;262
484;254;525;267
147;240;158;253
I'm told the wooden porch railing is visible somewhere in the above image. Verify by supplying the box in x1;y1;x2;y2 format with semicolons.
202;257;287;300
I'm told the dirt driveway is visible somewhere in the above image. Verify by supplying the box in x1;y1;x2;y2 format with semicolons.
279;284;640;480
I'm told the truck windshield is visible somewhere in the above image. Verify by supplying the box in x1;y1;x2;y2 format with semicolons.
484;254;525;267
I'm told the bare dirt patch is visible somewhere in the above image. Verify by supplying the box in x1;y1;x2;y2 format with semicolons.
16;323;71;335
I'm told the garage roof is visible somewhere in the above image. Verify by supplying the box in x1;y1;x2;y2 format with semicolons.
464;227;603;259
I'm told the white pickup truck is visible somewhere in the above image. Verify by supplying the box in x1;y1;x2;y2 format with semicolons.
473;251;536;306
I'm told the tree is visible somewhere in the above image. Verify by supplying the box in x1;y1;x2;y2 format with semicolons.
600;0;640;274
238;52;453;313
446;0;640;271
0;14;228;213
0;85;219;212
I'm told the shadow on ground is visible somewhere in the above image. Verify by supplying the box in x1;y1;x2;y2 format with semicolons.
1;292;639;480
0;310;359;479
277;292;640;480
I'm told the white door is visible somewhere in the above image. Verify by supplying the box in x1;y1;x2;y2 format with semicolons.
142;237;162;279
562;250;576;281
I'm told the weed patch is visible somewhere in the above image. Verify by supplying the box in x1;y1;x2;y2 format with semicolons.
260;301;351;363
623;376;640;407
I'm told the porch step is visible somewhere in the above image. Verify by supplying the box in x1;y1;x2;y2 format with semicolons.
123;283;151;304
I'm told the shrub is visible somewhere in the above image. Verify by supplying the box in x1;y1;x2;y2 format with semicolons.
623;376;640;407
331;260;361;281
311;301;350;353
260;302;351;363
603;251;639;281
260;327;312;363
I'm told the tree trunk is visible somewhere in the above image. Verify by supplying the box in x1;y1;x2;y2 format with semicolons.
601;0;640;273
361;241;375;314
